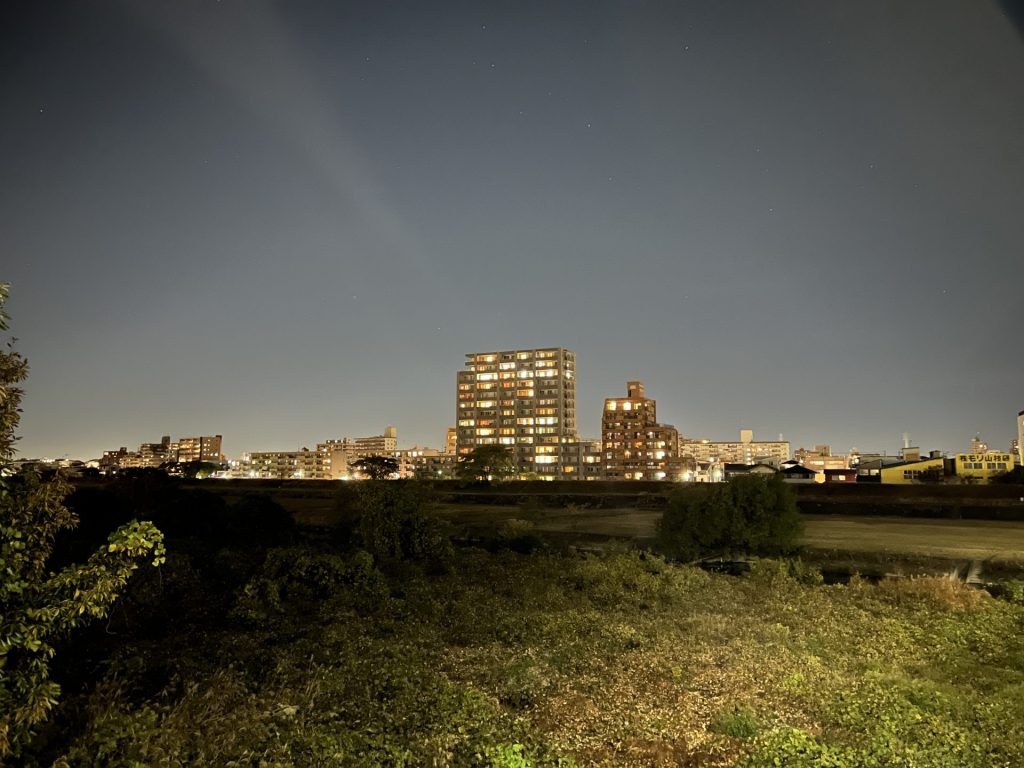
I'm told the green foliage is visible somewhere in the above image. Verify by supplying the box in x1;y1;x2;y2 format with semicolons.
497;518;544;553
657;475;803;561
232;547;389;622
0;284;165;758
353;480;454;565
711;705;761;740
746;558;823;588
739;727;855;767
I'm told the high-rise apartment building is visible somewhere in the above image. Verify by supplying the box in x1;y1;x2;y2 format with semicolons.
456;347;577;480
602;381;680;480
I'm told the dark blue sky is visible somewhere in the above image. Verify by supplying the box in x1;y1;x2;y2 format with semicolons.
3;0;1022;460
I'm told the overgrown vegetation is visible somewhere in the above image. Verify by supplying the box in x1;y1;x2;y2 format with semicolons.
656;475;803;562
8;472;1021;767
0;285;164;759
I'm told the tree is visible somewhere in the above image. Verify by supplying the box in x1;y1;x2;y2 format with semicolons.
454;445;515;481
349;454;399;480
0;284;165;758
656;474;803;562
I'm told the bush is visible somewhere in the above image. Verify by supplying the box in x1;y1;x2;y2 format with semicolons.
656;475;803;561
711;705;760;740
354;481;454;566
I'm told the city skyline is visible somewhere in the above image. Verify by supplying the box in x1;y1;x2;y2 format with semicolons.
3;1;1022;460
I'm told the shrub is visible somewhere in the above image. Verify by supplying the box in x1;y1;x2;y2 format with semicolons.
711;705;760;740
656;475;803;561
354;481;453;566
497;518;544;553
876;575;987;612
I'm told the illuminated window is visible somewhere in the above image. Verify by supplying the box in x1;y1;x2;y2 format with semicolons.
500;362;516;370
517;418;535;425
476;372;497;381
516;389;535;397
476;400;496;408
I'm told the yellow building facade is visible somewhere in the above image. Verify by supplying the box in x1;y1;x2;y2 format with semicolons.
955;453;1014;483
880;457;945;485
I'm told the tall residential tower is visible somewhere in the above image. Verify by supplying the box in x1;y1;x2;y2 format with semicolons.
602;380;680;480
456;347;577;479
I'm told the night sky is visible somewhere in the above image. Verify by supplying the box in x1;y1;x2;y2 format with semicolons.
2;1;1022;461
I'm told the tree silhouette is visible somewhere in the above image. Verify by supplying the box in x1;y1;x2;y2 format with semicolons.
349;454;399;480
455;445;515;481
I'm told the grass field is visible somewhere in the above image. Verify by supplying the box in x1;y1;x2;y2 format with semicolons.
245;486;1024;568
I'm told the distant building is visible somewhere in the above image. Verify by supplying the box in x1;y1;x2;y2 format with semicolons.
823;468;856;484
563;438;604;480
850;451;904;482
879;457;946;484
101;434;223;471
794;445;849;471
723;463;777;480
1017;410;1024;466
100;447;129;472
245;448;329;480
779;465;819;483
456;347;578;480
602;381;679;480
240;428;399;480
392;446;444;479
680;430;790;468
970;434;989;454
955;452;1015;484
174;435;223;463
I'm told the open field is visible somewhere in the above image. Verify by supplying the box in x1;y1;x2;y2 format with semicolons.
800;515;1024;561
442;504;1024;564
74;478;1024;566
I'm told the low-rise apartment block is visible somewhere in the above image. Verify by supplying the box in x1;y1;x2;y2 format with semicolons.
679;430;790;468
